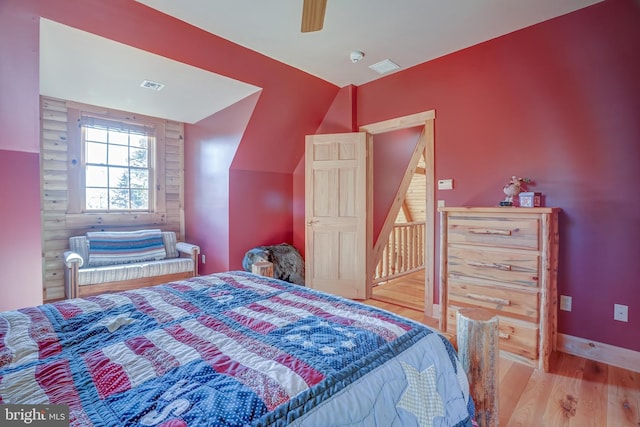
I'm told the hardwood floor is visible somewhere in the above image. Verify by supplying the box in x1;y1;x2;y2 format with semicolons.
364;275;640;426
371;269;425;311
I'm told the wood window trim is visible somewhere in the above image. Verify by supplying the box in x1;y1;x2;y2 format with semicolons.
66;102;166;216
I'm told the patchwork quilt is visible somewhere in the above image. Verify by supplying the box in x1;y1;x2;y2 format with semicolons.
0;272;474;426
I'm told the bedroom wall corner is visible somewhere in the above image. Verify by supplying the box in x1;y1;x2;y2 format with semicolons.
229;170;293;271
184;92;261;275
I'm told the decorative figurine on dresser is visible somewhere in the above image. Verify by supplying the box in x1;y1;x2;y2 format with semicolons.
500;175;532;206
438;206;560;372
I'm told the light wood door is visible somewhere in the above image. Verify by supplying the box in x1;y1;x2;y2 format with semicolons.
305;132;372;299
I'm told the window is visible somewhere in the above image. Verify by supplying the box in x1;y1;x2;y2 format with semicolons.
80;116;155;212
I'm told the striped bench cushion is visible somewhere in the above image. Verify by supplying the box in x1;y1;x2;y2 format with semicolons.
78;257;194;285
87;229;167;267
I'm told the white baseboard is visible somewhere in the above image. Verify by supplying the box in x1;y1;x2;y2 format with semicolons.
557;333;640;373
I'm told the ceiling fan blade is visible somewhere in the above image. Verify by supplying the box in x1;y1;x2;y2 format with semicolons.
301;0;327;33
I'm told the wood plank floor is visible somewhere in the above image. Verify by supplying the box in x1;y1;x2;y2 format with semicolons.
371;269;425;311
363;276;640;426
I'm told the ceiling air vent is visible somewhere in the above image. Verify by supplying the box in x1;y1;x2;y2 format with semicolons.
369;59;401;75
140;80;165;91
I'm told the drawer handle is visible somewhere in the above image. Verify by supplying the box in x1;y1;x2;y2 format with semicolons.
499;332;511;340
468;228;512;236
467;261;512;271
466;293;511;306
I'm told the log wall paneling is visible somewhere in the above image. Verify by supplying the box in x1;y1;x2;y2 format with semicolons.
40;96;185;301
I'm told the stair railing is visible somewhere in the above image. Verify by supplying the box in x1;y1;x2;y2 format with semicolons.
373;221;425;284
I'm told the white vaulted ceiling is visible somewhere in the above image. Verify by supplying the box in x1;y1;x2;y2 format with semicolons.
135;0;603;86
40;0;603;123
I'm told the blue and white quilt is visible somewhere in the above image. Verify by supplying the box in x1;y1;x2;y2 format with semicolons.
0;271;474;426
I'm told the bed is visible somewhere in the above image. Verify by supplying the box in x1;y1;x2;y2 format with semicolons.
0;271;474;426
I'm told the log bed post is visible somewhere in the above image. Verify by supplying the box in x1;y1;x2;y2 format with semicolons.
457;307;499;427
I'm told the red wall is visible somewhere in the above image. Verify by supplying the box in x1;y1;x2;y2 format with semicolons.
0;0;338;289
292;89;424;257
0;1;42;310
1;0;638;356
0;3;39;154
358;0;640;351
184;93;260;274
293;85;359;256
229;170;293;270
0;151;43;310
186;58;336;272
372;127;423;243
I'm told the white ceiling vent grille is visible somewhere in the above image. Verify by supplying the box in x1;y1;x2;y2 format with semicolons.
140;80;165;91
369;59;401;75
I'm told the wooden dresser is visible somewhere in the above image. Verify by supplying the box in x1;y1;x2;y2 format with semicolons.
439;207;560;371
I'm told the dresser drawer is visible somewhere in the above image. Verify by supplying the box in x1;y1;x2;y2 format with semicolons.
448;215;540;250
447;246;540;287
498;317;539;361
448;279;539;323
447;306;538;361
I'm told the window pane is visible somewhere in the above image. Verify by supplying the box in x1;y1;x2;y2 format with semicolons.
109;129;129;146
86;142;107;165
85;127;107;143
130;189;148;209
86;165;108;187
108;144;129;166
86;188;108;210
109;167;129;188
130;168;148;188
82;118;154;212
132;135;148;149
130;148;148;167
110;188;130;209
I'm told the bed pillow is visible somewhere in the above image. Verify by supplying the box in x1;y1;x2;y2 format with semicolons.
87;229;167;267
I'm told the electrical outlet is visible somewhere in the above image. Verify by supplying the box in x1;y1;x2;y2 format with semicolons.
560;295;572;311
437;200;445;208
201;254;206;264
614;304;628;322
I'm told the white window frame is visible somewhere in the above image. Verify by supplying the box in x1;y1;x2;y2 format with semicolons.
79;115;155;212
66;103;166;217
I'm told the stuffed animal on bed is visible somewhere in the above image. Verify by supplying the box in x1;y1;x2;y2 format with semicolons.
242;243;305;286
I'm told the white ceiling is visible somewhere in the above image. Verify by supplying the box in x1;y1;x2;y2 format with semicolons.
40;0;602;124
136;0;603;86
40;19;261;124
